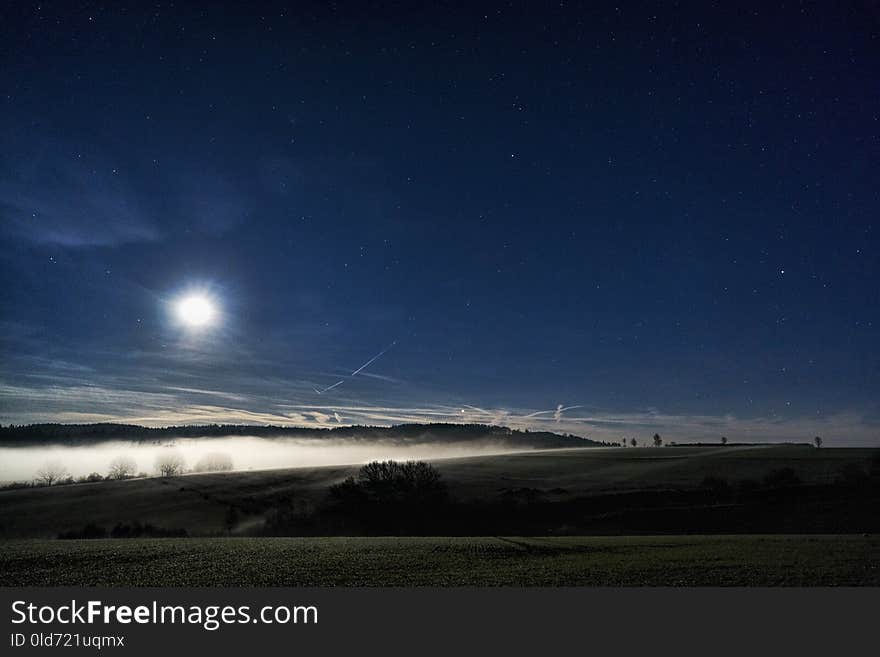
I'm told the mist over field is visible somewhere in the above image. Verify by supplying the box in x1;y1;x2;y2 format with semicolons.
0;436;538;483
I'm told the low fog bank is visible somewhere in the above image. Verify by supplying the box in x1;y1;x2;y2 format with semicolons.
0;436;539;483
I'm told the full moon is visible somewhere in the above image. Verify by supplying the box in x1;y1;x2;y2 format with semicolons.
175;294;217;328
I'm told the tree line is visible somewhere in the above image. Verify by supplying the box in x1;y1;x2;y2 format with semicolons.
20;451;234;488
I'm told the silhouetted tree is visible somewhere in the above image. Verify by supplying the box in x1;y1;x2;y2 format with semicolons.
630;437;637;447
155;451;185;477
721;436;728;445
108;455;137;480
328;460;448;532
653;433;662;447
35;461;69;486
355;460;447;504
330;461;446;505
814;436;822;448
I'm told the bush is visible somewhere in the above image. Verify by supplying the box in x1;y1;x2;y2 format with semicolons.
331;460;447;506
327;460;448;533
0;481;35;491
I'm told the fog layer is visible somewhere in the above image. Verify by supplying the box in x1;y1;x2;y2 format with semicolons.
0;436;531;482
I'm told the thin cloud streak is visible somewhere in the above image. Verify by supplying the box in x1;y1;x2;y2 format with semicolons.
314;341;396;394
1;380;878;445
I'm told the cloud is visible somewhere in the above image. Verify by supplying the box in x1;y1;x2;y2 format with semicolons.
0;141;249;248
0;147;160;246
1;378;877;446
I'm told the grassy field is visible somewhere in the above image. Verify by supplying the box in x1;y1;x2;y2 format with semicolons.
1;446;876;538
1;535;876;586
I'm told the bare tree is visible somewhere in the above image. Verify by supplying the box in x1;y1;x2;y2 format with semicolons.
35;461;70;486
155;451;186;477
194;452;234;472
653;433;663;447
108;455;137;480
814;436;822;448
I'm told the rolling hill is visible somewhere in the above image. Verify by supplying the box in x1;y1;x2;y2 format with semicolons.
0;445;876;539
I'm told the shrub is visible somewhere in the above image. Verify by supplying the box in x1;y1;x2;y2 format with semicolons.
332;460;447;506
327;460;448;533
0;481;34;491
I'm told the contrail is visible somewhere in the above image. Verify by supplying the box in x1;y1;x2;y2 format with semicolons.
317;380;345;394
314;341;396;394
350;341;396;376
523;404;583;420
554;404;583;422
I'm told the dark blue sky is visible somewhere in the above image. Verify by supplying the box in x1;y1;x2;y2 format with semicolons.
1;2;877;443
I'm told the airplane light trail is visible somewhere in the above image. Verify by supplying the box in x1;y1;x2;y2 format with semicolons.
314;341;397;394
350;341;396;376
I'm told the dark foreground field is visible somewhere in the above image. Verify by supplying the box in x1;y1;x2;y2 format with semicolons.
1;535;876;586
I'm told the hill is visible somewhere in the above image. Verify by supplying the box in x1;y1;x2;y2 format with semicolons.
0;445;876;539
0;422;604;448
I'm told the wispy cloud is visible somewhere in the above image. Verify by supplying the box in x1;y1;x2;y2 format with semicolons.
0;152;161;247
0;142;249;248
0;379;877;445
314;342;396;394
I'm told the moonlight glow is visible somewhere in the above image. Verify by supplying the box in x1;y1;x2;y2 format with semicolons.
175;294;217;328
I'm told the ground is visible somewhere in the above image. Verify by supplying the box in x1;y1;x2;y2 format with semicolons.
1;535;876;586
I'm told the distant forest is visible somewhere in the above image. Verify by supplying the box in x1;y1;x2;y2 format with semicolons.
0;422;609;448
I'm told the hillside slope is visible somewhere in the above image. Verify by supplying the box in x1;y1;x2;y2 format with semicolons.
1;446;876;538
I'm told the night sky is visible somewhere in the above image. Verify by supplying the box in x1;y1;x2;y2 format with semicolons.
1;2;877;444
